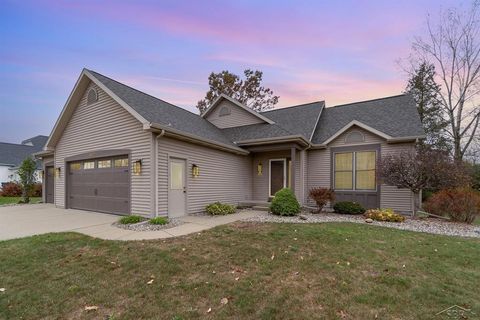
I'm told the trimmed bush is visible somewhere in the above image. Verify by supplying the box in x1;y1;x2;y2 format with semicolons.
0;182;23;197
119;215;143;224
364;208;405;222
205;202;236;215
270;188;300;216
150;217;169;225
308;187;335;213
333;201;365;215
423;187;480;224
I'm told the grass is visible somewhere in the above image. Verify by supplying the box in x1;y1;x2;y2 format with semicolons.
0;197;41;205
149;216;169;225
0;223;479;319
118;215;143;224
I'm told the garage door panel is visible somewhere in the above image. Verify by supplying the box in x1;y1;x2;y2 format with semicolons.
68;156;130;215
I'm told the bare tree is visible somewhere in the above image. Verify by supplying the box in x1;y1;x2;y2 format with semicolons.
412;2;480;161
377;148;470;215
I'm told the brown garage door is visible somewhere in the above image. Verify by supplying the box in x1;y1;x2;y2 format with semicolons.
67;156;130;215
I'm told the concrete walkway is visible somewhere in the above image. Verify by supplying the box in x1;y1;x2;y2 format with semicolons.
0;204;261;241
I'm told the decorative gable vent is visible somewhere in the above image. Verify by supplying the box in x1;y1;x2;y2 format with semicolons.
219;106;231;117
87;88;98;105
345;130;364;144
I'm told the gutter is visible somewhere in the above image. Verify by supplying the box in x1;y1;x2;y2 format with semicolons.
154;129;165;217
235;135;311;147
144;122;249;155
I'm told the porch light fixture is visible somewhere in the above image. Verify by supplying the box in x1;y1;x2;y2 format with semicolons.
192;164;199;178
257;162;263;176
55;167;61;178
133;160;142;175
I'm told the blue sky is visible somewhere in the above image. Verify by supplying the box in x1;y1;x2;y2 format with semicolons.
0;0;459;142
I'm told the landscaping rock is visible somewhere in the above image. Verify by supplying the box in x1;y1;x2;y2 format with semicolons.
299;215;308;220
365;218;373;223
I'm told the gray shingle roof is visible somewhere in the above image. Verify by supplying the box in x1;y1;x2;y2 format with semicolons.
86;70;423;149
222;102;324;142
311;95;425;144
21;135;48;147
88;70;237;147
261;101;324;139
0;135;47;168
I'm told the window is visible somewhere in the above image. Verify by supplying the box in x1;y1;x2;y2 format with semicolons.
345;131;364;143
170;162;184;189
334;150;376;191
334;153;353;190
87;88;98;105
219;106;231;117
355;151;376;190
83;161;95;170
70;162;81;171
114;158;129;167
98;160;111;168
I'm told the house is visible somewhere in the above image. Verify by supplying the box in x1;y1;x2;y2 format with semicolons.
36;69;425;217
0;135;48;184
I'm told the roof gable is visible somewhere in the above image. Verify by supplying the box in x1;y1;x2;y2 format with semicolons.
201;94;275;127
312;95;425;145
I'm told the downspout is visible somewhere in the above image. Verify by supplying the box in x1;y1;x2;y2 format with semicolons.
154;129;165;217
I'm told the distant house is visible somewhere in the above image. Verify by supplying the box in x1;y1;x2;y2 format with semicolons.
38;69;425;216
0;135;48;183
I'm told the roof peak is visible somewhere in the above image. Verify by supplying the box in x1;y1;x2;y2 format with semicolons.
328;94;408;109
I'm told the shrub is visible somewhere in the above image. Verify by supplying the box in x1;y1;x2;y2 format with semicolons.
31;183;42;197
119;215;143;224
364;208;405;222
308;187;335;213
0;182;23;197
205;202;236;215
150;217;169;225
270;188;300;216
333;201;365;215
423;187;480;224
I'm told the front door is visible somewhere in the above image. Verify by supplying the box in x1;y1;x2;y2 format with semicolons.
270;159;286;197
45;166;54;204
169;158;186;217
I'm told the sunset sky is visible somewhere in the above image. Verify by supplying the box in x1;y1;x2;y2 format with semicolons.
0;0;460;142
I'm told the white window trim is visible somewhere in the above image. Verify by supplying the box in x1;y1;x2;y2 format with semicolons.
269;158;287;197
333;150;377;192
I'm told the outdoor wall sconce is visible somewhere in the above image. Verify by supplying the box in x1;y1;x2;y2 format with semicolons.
257;162;263;176
192;164;200;178
55;167;61;178
133;160;142;175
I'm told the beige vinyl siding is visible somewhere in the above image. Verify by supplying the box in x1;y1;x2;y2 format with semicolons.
252;150;302;202
54;82;152;216
307;126;414;213
157;137;252;215
205;100;265;128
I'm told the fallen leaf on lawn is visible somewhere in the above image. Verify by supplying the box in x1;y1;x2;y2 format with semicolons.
255;258;259;263
182;248;186;251
0;288;5;292
338;310;348;318
336;261;340;265
284;251;288;254
402;264;406;268
346;262;350;266
206;307;212;313
294;238;298;241
300;256;304;260
110;261;116;265
294;229;297;232
84;306;98;311
271;254;275;260
434;249;438;252
235;277;239;281
147;279;154;285
293;271;299;276
212;270;216;274
220;297;228;305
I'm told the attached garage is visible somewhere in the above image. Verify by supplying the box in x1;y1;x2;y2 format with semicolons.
66;155;130;215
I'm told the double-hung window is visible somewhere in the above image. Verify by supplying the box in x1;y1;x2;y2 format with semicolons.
334;151;376;191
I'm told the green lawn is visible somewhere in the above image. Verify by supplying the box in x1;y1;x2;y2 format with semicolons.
0;223;479;320
0;197;41;205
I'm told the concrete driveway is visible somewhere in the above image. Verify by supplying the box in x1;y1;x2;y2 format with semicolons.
0;204;261;241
